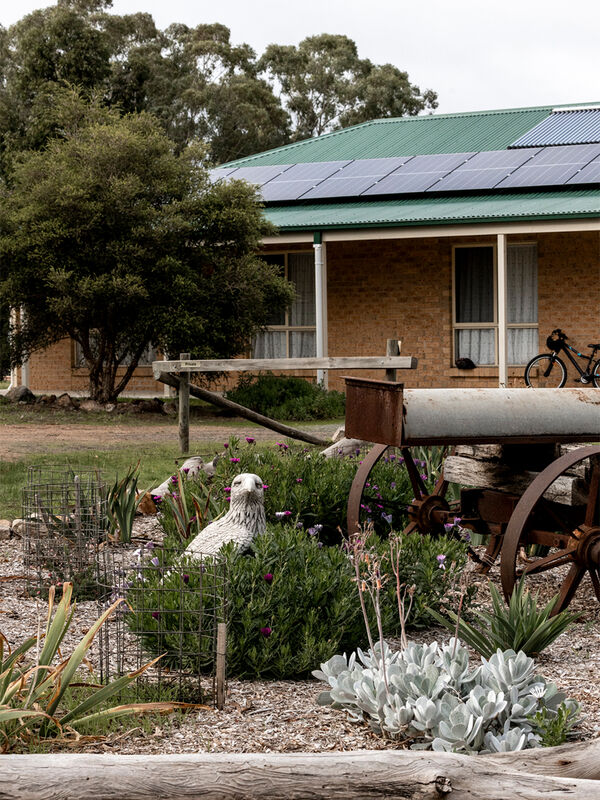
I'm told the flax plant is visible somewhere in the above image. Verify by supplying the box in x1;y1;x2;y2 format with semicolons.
0;583;195;751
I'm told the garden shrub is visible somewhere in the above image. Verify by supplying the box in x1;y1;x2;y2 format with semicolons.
225;373;345;421
198;438;436;542
126;525;474;679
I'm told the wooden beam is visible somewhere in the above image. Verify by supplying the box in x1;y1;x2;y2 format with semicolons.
155;356;417;377
156;372;330;447
4;740;600;800
178;352;190;455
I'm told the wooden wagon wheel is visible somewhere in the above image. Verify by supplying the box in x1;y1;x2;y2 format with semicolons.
500;445;600;614
347;444;452;537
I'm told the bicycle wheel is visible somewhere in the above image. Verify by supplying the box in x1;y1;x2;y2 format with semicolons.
592;359;600;388
524;354;567;388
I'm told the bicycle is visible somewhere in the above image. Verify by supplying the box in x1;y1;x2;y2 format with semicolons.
524;329;600;388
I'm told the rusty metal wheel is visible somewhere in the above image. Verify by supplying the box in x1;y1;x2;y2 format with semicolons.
347;445;452;537
500;446;600;614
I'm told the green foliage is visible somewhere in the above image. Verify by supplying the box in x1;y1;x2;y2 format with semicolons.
0;582;179;751
225;373;345;421
528;701;580;747
129;526;473;679
156;470;220;545
259;33;437;141
202;439;447;543
105;464;145;544
427;578;579;658
0;93;294;402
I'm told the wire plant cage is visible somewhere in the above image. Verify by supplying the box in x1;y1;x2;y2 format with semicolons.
22;465;107;599
97;544;228;706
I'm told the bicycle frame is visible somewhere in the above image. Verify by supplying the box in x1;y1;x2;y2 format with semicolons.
554;339;599;380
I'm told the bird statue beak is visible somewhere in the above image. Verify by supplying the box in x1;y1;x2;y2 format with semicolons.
240;475;258;494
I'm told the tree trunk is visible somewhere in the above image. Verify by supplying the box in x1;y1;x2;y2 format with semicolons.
3;741;600;800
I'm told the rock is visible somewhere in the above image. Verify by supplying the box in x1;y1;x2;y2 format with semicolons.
320;437;366;458
105;404;117;413
163;402;177;416
79;399;104;412
5;386;36;404
132;398;164;414
331;426;346;443
11;519;25;536
36;394;57;405
55;393;79;410
0;520;12;539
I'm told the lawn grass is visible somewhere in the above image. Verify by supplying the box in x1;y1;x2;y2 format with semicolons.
0;443;220;519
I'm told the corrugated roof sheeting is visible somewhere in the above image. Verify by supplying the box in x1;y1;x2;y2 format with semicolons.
225;107;554;167
263;190;600;230
511;108;600;147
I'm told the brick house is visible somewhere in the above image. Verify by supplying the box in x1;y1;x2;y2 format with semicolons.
9;103;600;394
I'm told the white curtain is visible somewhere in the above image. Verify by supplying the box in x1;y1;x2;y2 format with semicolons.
253;331;286;359
289;253;316;328
455;247;495;364
507;244;538;364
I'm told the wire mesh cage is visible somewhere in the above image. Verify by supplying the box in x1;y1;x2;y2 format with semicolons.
22;466;107;599
97;544;228;705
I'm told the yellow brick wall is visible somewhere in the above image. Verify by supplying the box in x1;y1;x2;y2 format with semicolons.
23;231;600;395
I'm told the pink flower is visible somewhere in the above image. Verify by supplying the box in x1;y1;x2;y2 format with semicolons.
295;478;303;483
262;484;269;490
263;573;273;584
260;626;272;637
245;436;255;444
230;457;241;463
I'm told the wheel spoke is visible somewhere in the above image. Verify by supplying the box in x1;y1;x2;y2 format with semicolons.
401;448;427;500
589;567;600;602
554;564;586;614
584;462;600;527
519;547;577;577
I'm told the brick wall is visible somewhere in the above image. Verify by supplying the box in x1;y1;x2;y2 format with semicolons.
23;230;600;395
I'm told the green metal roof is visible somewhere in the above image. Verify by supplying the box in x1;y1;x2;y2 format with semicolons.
263;190;600;231
226;106;561;166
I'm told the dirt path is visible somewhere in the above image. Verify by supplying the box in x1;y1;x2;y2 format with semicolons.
0;421;338;460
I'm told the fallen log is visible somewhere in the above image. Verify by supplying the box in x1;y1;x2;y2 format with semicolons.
156;371;330;447
3;741;600;800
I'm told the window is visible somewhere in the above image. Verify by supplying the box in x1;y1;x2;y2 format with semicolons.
453;244;538;366
253;252;316;358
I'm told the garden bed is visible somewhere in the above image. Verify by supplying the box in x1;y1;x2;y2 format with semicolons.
1;514;598;754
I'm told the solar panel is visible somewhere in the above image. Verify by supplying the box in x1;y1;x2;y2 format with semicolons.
208;167;238;183
362;152;476;195
510;108;600;148
227;165;294;185
260;161;351;202
496;143;600;188
301;157;411;199
428;148;540;192
566;155;600;185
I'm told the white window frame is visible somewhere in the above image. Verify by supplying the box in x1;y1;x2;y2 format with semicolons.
452;242;538;366
255;250;316;358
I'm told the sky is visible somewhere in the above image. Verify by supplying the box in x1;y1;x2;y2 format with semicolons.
3;0;600;115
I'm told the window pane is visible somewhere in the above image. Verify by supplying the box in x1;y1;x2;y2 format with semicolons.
253;331;286;358
508;328;538;364
262;254;286;325
507;244;537;324
455;247;494;323
290;331;316;358
288;253;316;327
455;328;495;365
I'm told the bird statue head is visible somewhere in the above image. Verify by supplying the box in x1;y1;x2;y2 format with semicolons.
229;473;264;508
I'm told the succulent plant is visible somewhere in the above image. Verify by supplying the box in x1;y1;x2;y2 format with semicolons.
313;638;578;754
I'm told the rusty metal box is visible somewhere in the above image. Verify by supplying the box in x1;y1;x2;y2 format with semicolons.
344;377;404;446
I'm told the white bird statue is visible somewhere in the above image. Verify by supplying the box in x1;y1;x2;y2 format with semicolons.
185;473;266;559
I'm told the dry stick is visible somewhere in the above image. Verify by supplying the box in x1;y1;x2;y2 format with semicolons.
156;372;330;447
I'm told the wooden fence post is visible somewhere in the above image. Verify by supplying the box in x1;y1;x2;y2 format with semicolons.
216;622;227;711
385;339;401;383
178;353;190;455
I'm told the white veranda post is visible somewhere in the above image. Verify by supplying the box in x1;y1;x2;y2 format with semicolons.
497;234;508;388
313;238;328;388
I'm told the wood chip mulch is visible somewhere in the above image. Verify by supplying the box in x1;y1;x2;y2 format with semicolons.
1;518;598;754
